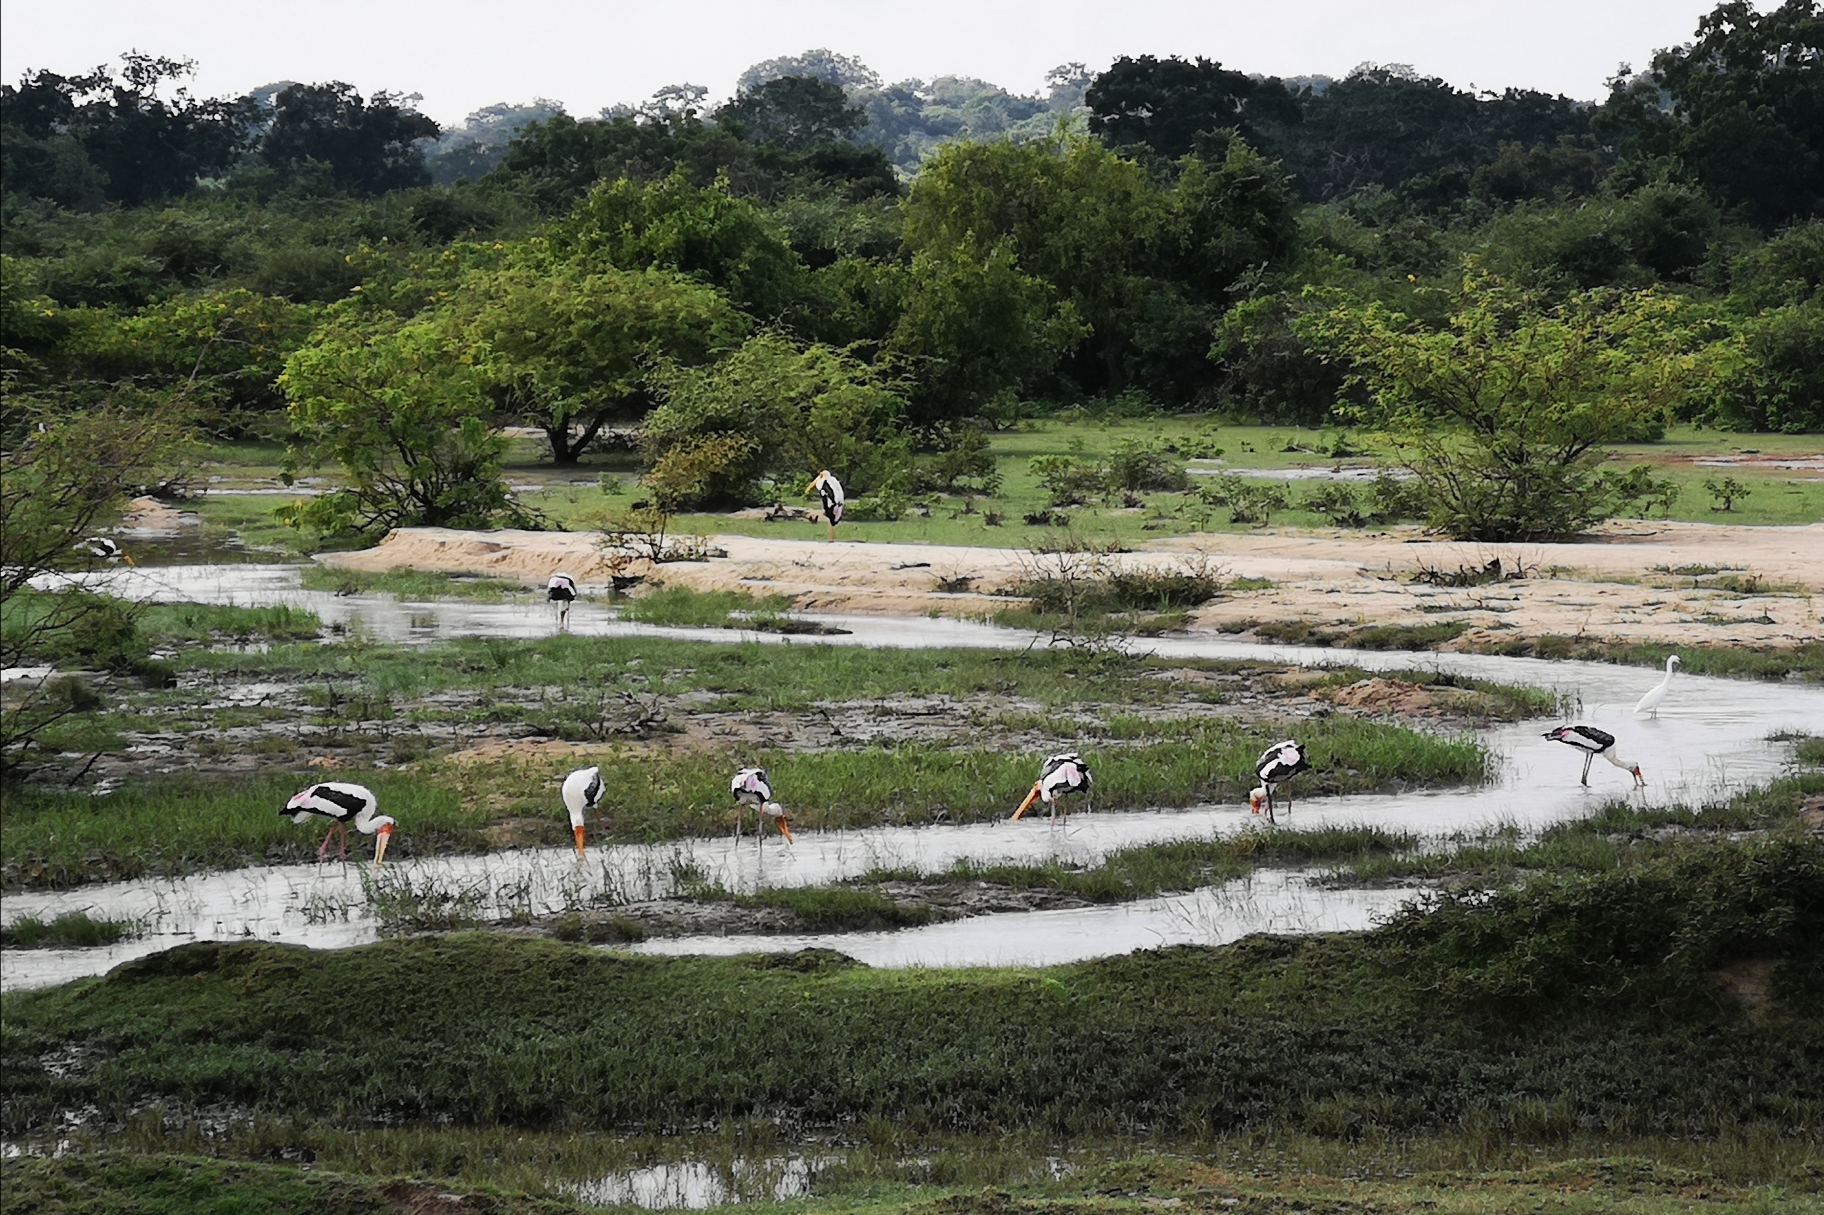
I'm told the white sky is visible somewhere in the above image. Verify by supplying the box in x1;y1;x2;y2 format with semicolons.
0;1;1760;129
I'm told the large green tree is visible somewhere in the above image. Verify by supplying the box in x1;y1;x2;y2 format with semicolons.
1305;275;1711;539
454;264;746;462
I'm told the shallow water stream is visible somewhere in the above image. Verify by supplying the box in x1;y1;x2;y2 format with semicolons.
4;563;1816;991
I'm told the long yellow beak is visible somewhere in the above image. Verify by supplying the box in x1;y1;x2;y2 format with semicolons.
121;553;137;567
1011;784;1041;821
805;479;818;495
573;824;587;858
774;817;794;843
374;824;392;865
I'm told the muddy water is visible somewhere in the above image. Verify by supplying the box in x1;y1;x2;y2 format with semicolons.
631;869;1420;968
5;562;1818;990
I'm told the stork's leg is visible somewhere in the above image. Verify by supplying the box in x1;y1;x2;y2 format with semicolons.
338;823;349;861
1581;753;1594;786
318;825;336;861
826;522;835;543
1265;788;1276;825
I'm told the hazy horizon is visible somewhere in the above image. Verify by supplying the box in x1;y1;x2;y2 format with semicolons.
0;0;1770;129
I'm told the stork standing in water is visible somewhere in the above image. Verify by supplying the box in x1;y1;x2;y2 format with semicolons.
282;782;394;864
1545;725;1646;787
807;470;844;542
731;766;793;844
1633;654;1681;717
561;765;603;858
78;537;134;566
547;571;578;629
1011;751;1092;827
1250;739;1310;824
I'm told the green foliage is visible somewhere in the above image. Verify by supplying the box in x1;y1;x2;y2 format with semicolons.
1306;276;1714;539
280;316;532;535
454;263;745;462
1;911;140;949
639;331;907;509
1198;475;1289;524
1703;475;1753;512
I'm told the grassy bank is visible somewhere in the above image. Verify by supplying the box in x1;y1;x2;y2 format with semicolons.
5;837;1818;1138
1;716;1484;888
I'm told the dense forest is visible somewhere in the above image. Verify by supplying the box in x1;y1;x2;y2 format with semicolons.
2;2;1820;541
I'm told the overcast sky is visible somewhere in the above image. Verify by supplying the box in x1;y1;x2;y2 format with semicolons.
0;1;1759;128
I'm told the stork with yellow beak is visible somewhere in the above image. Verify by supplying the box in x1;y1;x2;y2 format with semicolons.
561;765;604;858
1011;751;1092;827
283;782;393;864
807;470;844;542
731;766;793;845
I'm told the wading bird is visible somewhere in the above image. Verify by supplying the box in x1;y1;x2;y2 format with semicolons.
78;537;134;566
547;571;578;628
561;765;603;858
1250;739;1310;823
1545;725;1645;788
731;766;793;843
807;470;844;541
1633;654;1681;717
282;782;394;864
1011;751;1092;826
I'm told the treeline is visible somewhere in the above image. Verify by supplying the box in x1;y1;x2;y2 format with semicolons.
1;3;1821;536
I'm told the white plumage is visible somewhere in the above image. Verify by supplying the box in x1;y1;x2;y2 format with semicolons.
808;470;844;540
78;536;134;566
547;572;578;628
282;782;394;863
1249;739;1310;822
1633;654;1681;717
1011;751;1092;824
1545;725;1645;788
561;765;604;858
731;766;793;843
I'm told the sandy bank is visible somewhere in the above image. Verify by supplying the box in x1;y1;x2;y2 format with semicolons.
317;521;1823;648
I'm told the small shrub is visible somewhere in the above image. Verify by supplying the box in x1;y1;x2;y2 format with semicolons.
1104;439;1190;493
1305;483;1369;527
1029;453;1106;506
1704;475;1752;512
1602;463;1682;517
1198;476;1289;524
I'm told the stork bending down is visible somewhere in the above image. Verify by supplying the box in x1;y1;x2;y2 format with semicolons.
731;766;793;844
1250;739;1310;824
283;782;394;864
561;765;604;858
1011;751;1092;826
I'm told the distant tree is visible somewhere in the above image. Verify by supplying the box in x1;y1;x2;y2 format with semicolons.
1603;0;1824;227
887;243;1085;424
640;331;907;508
455;264;746;462
281;317;527;534
715;76;866;151
1;54;252;207
258;82;439;195
1086;55;1300;160
1304;276;1713;539
737;49;882;94
551;173;804;318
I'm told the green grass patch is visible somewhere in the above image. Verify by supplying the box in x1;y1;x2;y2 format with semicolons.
297;566;531;600
621;584;796;628
736;886;947;931
135;601;322;646
1;717;1484;889
0;910;142;949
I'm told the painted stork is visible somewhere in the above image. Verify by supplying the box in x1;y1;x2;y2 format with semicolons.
807;470;844;541
1011;751;1092;826
282;782;394;864
1633;654;1681;717
1545;725;1645;788
731;766;793;843
547;571;578;628
78;537;134;566
561;765;603;858
1250;739;1310;823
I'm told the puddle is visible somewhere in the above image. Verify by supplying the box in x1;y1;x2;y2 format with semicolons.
7;562;1819;990
569;1155;816;1209
631;869;1421;967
